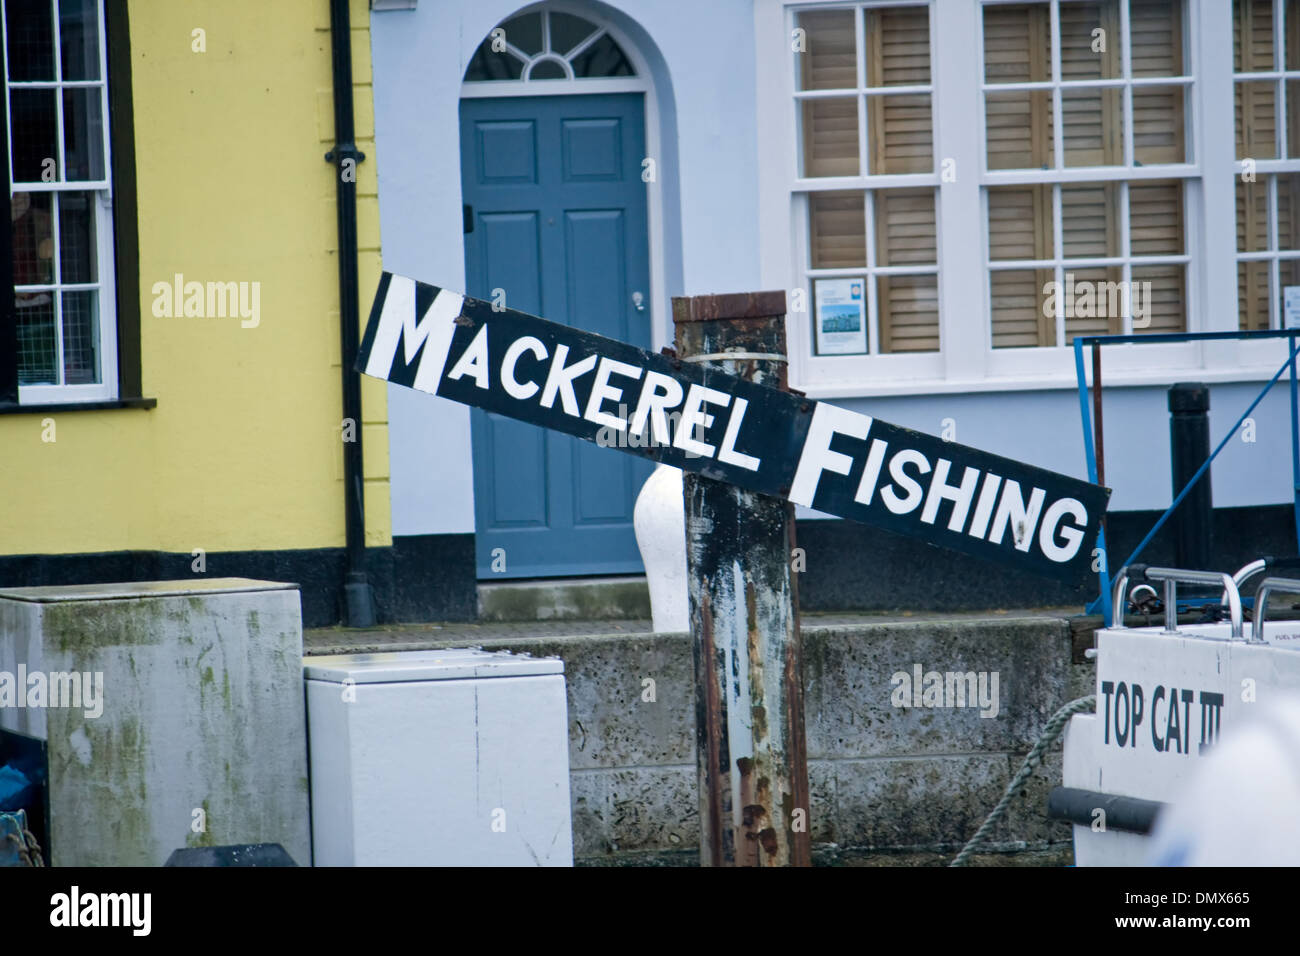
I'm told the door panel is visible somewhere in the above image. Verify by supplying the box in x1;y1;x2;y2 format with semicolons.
461;93;653;579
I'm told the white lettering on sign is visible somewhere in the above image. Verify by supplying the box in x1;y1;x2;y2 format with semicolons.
356;273;1106;577
789;403;874;504
446;324;491;389
629;370;685;446
363;278;464;392
540;344;598;416
584;357;643;431
673;384;731;458
501;336;548;400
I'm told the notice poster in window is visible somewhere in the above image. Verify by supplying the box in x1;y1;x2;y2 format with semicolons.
1285;287;1300;329
814;278;867;355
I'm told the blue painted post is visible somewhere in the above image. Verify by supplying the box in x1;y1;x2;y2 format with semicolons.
1074;339;1112;622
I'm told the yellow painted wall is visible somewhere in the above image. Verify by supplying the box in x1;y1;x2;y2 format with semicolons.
0;0;389;556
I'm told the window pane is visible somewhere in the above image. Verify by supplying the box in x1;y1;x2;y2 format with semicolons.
809;192;865;268
1063;86;1123;167
865;6;929;87
1129;0;1183;77
1064;266;1126;341
16;296;57;385
875;189;935;266
1062;183;1119;258
59;0;100;80
878;274;938;352
1060;0;1121;80
991;268;1054;347
1235;0;1276;72
1278;174;1300;250
1129;180;1184;255
1288;80;1300;158
58;191;96;282
10;88;58;183
797;9;855;91
501;12;543;56
1132;264;1186;332
570;34;634;77
1287;0;1300;70
63;87;105;180
5;0;55;81
1236;80;1278;159
464;40;523;81
12;191;54;286
1237;178;1269;252
549;13;598;56
988;185;1052;260
800;98;859;177
529;59;566;80
1239;260;1270;330
985;90;1053;169
1133;85;1187;164
867;93;932;174
983;3;1051;83
62;289;99;384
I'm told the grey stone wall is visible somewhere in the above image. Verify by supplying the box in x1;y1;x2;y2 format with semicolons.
424;615;1082;864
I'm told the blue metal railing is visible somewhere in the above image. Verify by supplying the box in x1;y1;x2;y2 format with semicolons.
1072;329;1300;622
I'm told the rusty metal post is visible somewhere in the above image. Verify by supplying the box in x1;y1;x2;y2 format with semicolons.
671;291;811;867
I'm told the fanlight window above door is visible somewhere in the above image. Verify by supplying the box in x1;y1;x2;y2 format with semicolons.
464;10;635;82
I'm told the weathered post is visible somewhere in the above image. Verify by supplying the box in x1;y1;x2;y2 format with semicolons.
671;291;812;867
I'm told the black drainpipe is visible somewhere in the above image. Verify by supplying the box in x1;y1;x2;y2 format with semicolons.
326;0;375;627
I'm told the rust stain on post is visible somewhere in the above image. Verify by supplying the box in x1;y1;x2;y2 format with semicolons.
699;590;727;866
674;290;811;868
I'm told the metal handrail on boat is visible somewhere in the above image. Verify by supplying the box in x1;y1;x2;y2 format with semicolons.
1112;564;1244;640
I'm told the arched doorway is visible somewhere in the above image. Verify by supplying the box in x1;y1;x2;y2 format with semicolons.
461;6;660;579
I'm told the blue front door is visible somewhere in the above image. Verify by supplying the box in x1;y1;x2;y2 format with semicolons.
460;94;654;578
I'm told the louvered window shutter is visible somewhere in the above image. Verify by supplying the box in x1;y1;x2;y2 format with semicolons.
864;7;932;174
875;189;938;352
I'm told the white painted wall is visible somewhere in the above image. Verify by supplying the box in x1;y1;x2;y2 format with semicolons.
371;0;761;537
823;382;1296;514
374;0;1297;544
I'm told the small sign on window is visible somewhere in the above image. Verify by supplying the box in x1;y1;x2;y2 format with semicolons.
814;278;867;355
1285;286;1300;330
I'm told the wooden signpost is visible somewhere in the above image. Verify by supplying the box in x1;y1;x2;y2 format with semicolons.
356;271;1112;867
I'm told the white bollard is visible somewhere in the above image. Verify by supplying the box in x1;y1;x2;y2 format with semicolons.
633;463;690;633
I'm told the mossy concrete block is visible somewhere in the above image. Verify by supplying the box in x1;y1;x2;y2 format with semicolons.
476;633;694;771
802;618;1072;758
437;616;1074;858
478;577;652;622
0;579;310;867
570;765;697;858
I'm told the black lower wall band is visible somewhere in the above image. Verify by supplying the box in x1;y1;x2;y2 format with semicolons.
0;533;476;628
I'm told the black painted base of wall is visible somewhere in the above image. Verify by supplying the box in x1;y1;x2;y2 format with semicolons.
0;533;477;629
795;504;1298;612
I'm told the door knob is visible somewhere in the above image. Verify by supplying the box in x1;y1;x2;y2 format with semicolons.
632;291;646;312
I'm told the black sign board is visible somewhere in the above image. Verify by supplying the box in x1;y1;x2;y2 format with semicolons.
357;272;1110;582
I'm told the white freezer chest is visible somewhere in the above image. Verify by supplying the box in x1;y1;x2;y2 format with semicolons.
304;648;573;866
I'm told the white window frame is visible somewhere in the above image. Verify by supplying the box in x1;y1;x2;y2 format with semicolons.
783;0;945;392
980;0;1200;381
5;0;117;405
1231;0;1300;341
756;0;1291;399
